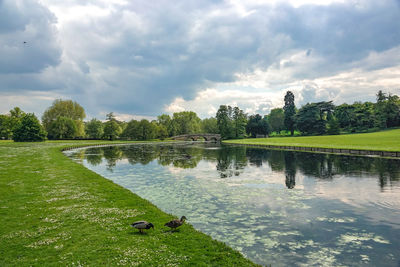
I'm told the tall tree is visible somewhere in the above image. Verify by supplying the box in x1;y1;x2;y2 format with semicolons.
13;113;47;142
232;107;247;138
42;99;85;139
216;105;233;139
283;91;296;135
103;120;121;140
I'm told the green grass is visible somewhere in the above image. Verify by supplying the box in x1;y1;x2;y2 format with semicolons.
0;140;257;266
225;129;400;152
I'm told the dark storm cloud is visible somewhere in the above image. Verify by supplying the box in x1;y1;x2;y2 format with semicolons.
0;0;61;75
1;0;399;117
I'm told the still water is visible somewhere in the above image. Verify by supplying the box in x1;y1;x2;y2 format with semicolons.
66;142;400;266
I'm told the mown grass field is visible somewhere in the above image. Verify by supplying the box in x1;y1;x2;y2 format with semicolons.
0;140;257;266
225;129;400;152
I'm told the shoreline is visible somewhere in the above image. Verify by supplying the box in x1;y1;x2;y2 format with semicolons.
223;141;400;159
0;141;257;266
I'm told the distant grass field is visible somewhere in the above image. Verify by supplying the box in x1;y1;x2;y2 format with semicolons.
225;129;400;152
0;140;257;266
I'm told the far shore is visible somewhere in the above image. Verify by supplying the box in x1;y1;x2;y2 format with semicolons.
223;129;400;158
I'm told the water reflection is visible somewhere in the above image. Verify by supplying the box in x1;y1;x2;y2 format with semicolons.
83;143;400;190
66;143;400;266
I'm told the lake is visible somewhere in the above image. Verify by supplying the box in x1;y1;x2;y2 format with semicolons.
65;142;400;266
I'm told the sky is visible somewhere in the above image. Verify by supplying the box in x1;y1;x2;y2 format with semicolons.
1;0;400;121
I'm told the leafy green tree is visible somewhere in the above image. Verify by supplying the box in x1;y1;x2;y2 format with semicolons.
137;119;156;140
157;114;174;136
47;116;78;139
296;103;323;135
296;101;335;135
326;116;340;135
156;124;169;140
121;120;139;140
103;120;122;140
375;91;400;128
0;114;13;139
172;111;201;135
201;117;219;134
268;108;285;133
283;91;296;136
216;105;233;139
335;102;377;132
42;99;85;139
232;107;247;138
85;119;104;139
246;114;270;137
13;113;47;142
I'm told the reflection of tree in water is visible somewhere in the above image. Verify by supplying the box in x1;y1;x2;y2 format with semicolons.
157;145;203;169
83;144;400;190
121;145;160;165
246;149;270;167
102;146;123;171
216;146;247;178
85;148;104;166
295;153;336;179
375;158;400;190
267;150;285;172
284;152;296;189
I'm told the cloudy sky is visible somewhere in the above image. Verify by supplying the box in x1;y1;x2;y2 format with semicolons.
1;0;399;121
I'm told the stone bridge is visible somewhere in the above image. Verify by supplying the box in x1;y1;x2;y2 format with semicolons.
172;133;221;142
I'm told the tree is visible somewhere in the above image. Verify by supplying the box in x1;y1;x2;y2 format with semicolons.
216;105;233;139
121;120;139;140
232;107;247;138
375;92;400;128
85;119;104;139
103;120;121;140
157;114;174;136
156;124;169;140
326;116;340;135
47;116;78;139
296;101;335;135
42;99;85;139
283;91;296;135
296;103;323;135
13;113;47;142
246;114;270;137
137;119;156;140
201;117;219;134
268;108;285;133
0;114;13;139
171;111;201;135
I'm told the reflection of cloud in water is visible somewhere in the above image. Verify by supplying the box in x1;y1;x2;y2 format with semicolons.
69;143;400;267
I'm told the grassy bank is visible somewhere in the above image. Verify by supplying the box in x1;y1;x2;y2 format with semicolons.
225;129;400;152
0;141;257;266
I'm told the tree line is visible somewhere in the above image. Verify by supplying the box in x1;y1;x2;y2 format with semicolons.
0;90;399;142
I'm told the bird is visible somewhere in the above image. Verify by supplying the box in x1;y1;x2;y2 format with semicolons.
164;216;187;231
131;221;154;233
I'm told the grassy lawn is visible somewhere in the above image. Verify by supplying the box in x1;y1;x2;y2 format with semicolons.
225;129;400;152
0;140;257;266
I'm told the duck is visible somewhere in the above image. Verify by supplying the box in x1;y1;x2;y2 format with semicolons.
131;221;154;233
164;216;187;231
